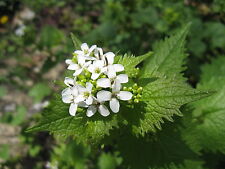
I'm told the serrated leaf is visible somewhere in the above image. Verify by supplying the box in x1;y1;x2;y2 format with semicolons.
27;94;120;145
182;56;225;154
132;76;212;135
70;33;82;50
141;24;190;79
117;123;199;169
116;51;153;77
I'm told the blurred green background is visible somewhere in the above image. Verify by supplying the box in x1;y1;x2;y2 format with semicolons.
0;0;224;168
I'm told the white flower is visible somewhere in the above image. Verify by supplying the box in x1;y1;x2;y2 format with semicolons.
88;60;107;80
97;74;128;88
94;47;104;60
61;86;80;116
74;43;97;60
65;56;91;76
86;98;110;117
64;77;76;87
96;80;132;113
101;52;124;78
76;82;94;105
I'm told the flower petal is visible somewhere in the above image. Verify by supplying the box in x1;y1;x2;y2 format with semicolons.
88;64;95;72
97;90;112;102
91;73;100;80
95;60;105;68
77;85;87;93
117;91;133;100
65;59;73;64
86;96;93;105
86;105;97;117
73;68;83;76
81;43;89;51
75;95;85;103
68;64;79;70
98;104;110;117
74;50;83;55
110;98;120;113
71;86;78;96
78;101;88;107
77;55;86;65
112;79;121;93
113;64;124;72
62;87;72;96
64;77;74;86
62;95;73;103
116;74;128;83
86;82;93;91
105;52;115;65
107;65;116;79
97;78;111;88
89;45;97;53
69;103;77;116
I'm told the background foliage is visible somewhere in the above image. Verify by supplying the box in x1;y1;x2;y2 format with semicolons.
0;0;224;169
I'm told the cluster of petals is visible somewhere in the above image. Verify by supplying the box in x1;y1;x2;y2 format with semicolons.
62;43;132;117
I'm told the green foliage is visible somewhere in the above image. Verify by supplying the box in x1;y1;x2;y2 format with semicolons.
70;33;82;50
27;94;120;145
135;77;211;135
29;83;51;103
141;24;190;79
117;123;200;169
27;26;211;150
182;56;225;154
116;51;153;77
39;26;65;49
98;152;122;169
129;25;212;135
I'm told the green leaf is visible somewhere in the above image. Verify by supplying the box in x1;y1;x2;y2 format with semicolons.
141;23;190;79
182;56;225;154
132;76;212;135
39;26;64;48
98;152;122;169
116;51;153;77
70;33;82;50
26;94;120;145
28;83;51;103
117;123;199;169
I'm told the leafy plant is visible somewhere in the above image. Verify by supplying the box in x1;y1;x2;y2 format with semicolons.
26;24;215;169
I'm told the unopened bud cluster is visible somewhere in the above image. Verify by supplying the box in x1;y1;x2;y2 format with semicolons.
123;83;143;103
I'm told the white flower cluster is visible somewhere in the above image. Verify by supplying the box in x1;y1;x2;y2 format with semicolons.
62;43;133;117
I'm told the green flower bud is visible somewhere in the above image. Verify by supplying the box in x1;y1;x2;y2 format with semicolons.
128;87;133;91
81;79;87;83
132;89;138;94
137;94;142;98
123;87;128;91
137;87;143;93
78;75;85;80
134;99;139;103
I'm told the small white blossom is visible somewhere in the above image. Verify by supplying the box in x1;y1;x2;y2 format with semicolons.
65;56;91;76
74;43;97;60
97;74;128;88
62;86;80;116
88;60;107;80
76;82;94;105
97;80;132;113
